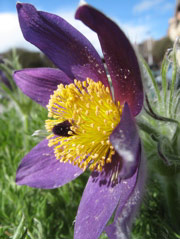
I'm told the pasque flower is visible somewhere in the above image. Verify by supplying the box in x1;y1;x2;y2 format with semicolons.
14;2;144;239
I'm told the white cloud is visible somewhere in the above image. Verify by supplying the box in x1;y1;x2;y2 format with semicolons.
121;23;150;44
0;13;37;53
133;0;164;13
0;10;151;54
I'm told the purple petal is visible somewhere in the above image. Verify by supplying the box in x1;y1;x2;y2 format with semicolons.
13;68;72;107
75;5;143;116
110;103;140;179
74;143;142;239
105;171;138;239
16;3;109;86
74;172;123;239
106;149;145;239
16;139;83;189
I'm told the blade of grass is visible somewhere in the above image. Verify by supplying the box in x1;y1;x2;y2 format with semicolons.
12;215;25;239
169;49;177;117
141;57;161;103
161;53;169;113
173;89;180;119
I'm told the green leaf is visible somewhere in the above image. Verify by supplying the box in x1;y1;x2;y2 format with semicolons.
12;215;25;239
169;45;177;117
141;56;161;103
161;52;170;112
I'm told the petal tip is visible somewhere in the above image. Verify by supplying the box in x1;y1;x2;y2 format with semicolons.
16;2;23;11
79;0;87;6
75;3;88;20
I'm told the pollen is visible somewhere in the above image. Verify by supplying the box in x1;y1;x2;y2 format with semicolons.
45;78;123;172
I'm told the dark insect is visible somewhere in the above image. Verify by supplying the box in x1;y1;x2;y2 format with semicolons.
52;120;74;137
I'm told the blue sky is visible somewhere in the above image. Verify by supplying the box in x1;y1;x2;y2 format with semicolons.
0;0;176;53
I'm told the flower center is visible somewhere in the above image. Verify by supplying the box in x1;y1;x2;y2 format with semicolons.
45;78;123;172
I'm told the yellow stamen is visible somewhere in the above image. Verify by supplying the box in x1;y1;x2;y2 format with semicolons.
45;78;123;172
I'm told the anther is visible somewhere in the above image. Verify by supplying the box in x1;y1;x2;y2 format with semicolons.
106;87;110;93
106;158;112;163
83;81;87;87
82;89;86;95
86;103;90;108
97;126;101;131
97;164;102;171
106;140;110;145
92;154;98;159
99;99;103;105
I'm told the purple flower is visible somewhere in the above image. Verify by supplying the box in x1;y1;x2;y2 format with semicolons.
14;3;144;239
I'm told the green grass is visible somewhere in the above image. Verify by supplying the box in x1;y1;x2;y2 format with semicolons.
0;97;89;239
